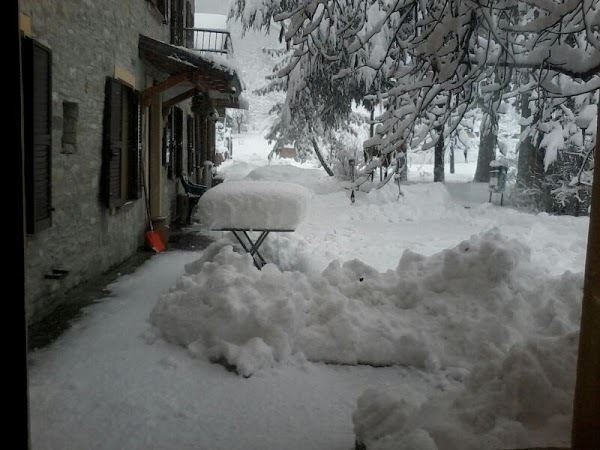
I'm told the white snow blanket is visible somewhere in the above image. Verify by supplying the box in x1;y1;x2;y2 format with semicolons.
352;331;579;450
196;180;312;231
149;228;582;377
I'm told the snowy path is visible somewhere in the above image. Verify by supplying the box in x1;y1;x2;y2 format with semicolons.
28;250;453;450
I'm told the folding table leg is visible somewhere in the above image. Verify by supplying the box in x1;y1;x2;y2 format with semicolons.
244;231;269;266
230;231;268;269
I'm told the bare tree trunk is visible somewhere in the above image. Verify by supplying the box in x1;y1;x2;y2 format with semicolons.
365;108;374;164
516;89;533;188
398;143;408;181
434;126;445;182
474;79;502;182
516;136;545;194
310;137;334;176
474;130;496;182
515;86;548;209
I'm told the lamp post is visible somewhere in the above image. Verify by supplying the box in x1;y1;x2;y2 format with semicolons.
349;157;356;204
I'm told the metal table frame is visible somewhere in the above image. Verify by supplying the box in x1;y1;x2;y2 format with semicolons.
214;228;295;269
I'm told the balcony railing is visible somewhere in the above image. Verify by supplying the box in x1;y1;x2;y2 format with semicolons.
184;28;233;57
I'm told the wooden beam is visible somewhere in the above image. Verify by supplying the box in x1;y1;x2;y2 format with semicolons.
142;70;192;106
161;88;197;115
190;72;210;91
193;71;232;93
570;104;600;450
212;97;240;109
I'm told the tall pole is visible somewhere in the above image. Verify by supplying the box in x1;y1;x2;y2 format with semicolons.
571;104;600;450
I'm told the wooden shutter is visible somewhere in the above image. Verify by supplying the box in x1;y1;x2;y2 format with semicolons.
101;77;124;208
22;37;52;234
127;89;142;199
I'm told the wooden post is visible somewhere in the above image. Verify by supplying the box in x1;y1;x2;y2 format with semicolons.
14;0;30;447
570;104;600;450
148;95;162;217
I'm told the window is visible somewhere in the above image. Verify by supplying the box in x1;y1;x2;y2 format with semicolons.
22;36;52;234
170;0;184;46
163;107;184;180
62;101;78;154
185;1;194;48
163;110;172;175
147;0;168;21
101;77;142;209
174;107;184;177
156;0;167;18
187;114;195;175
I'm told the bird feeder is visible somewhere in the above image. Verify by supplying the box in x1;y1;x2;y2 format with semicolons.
488;161;508;205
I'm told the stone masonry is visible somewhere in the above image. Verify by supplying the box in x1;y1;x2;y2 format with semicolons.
20;0;193;323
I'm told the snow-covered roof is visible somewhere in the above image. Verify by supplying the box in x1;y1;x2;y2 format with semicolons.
139;34;243;94
197;180;312;231
194;13;228;31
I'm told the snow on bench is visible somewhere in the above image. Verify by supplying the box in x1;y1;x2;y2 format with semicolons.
197;180;312;231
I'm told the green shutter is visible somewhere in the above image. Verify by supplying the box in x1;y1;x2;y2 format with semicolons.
101;77;124;208
127;89;142;199
22;37;52;234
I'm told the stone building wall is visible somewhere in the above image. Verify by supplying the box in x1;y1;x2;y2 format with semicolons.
20;0;187;323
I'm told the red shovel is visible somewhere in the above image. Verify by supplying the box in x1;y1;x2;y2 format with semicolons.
145;220;166;253
141;158;165;253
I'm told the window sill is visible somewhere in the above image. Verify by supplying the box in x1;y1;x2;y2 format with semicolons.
108;199;139;215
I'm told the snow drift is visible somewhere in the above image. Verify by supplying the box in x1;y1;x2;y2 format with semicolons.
149;228;582;377
196;180;312;231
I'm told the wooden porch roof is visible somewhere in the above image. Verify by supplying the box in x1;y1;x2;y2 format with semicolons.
138;34;245;109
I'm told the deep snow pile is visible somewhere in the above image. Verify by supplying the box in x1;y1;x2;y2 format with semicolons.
352;331;579;450
243;164;341;195
152;160;585;449
149;228;582;378
196;180;312;230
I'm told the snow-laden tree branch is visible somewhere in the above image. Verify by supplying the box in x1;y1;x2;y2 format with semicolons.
230;0;599;192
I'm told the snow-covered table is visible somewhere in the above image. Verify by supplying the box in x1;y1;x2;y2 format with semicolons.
196;180;312;268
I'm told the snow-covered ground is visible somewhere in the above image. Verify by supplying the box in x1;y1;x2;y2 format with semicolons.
27;129;588;450
27;13;589;450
